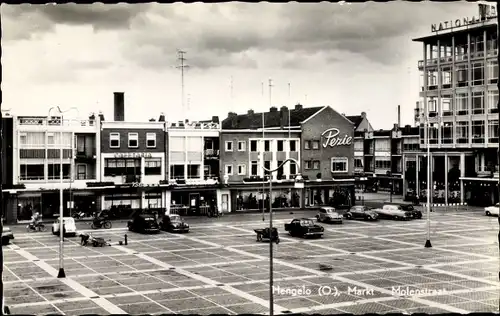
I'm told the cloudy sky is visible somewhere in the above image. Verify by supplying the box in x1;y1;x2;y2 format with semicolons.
1;2;485;128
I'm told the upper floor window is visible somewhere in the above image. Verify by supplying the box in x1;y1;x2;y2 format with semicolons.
472;62;484;86
225;141;233;152
225;164;233;176
488;90;499;114
331;157;348;173
250;140;258;152
47;133;55;146
304;140;310;150
128;133;139;148
144;158;161;175
264;140;270;152
277;140;284;152
312;140;320;149
289;162;297;175
251;161;258;176
238;164;246;175
19;133;27;145
238;141;246;151
289;140;297;152
354;158;363;168
146;133;156;148
456;65;468;87
488;60;498;84
110;133;120;148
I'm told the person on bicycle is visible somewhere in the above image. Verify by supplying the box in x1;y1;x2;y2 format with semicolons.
31;212;41;227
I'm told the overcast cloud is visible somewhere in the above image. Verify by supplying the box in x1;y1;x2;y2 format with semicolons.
1;2;484;128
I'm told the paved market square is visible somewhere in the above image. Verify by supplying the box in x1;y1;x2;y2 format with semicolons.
3;209;499;315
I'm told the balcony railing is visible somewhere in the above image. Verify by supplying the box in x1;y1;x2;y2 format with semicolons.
204;149;220;158
75;150;97;159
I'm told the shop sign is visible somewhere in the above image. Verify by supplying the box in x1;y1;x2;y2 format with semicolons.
114;152;152;158
430;4;496;33
321;128;353;148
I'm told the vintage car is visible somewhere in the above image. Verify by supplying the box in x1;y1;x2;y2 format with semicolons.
160;214;189;233
2;226;14;245
373;204;413;220
284;218;324;238
345;205;379;221
484;203;500;216
52;217;78;236
384;202;422;219
316;207;343;224
128;213;160;234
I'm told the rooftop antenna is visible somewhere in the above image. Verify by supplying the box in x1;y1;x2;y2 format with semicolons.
176;49;190;120
288;83;291;139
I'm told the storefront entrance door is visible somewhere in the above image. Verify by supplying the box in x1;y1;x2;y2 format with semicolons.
221;194;229;213
189;193;200;215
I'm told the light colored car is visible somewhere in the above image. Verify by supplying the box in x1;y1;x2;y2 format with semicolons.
2;226;14;245
484;203;499;216
316;207;343;224
52;217;77;236
373;204;412;220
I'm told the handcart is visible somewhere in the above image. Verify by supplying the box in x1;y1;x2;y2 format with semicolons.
80;233;111;247
254;227;280;244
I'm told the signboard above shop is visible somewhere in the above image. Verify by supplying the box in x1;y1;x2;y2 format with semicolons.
114;152;153;158
430;4;497;33
321;128;353;148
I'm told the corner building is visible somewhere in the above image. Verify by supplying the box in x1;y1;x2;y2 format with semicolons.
413;5;499;206
220;104;357;212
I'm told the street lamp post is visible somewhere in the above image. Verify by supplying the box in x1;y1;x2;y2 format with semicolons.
48;106;79;278
262;158;303;316
424;108;432;248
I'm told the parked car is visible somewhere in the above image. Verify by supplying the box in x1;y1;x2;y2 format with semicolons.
383;202;422;219
128;214;160;234
284;218;324;238
345;205;378;221
373;204;413;220
484;203;499;216
52;217;77;237
316;207;343;224
2;226;14;245
160;214;189;233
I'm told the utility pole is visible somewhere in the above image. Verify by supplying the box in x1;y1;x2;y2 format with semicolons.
268;78;273;109
496;6;499;282
176;50;190;119
0;110;4;314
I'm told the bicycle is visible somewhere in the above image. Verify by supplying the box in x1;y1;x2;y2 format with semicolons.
26;222;47;232
90;218;112;229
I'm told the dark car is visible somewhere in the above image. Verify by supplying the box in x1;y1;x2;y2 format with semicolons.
128;214;160;234
385;202;422;219
160;214;189;233
284;218;324;238
345;205;379;221
2;226;14;245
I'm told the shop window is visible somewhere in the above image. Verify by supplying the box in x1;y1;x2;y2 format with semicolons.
331;157;348;173
289;140;297;152
109;133;120;148
238;141;246;151
128;133;139;148
225;141;233;152
238;164;246;175
146;133;156;148
251;161;258;176
144;158;161;175
250;140;258;152
277;140;284;152
17;196;42;221
170;165;185;180
225;164;233;176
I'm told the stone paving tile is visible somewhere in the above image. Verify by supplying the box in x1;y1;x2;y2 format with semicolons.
453;290;500;301
54;299;103;312
450;300;500;312
117;301;171;314
9;303;62;315
225;302;269;314
274;297;322;309
303;308;350;314
65;307;109;315
158;297;219;312
403;306;456;313
379;298;429;310
178;306;235;315
337;301;400;314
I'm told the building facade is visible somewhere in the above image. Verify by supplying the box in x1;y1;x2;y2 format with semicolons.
220;104;358;212
413;5;498;206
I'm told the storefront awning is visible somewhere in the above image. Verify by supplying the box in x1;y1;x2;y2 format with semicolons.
460;177;499;182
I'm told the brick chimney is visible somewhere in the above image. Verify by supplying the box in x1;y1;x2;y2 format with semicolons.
98;111;105;121
361;111;366;118
113;92;125;121
270;106;278;112
158;113;165;122
295;104;303;110
228;112;238;128
212;116;219;124
247;109;254;115
280;106;289;128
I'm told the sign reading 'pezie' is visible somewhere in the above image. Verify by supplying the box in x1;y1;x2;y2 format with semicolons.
321;128;353;148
